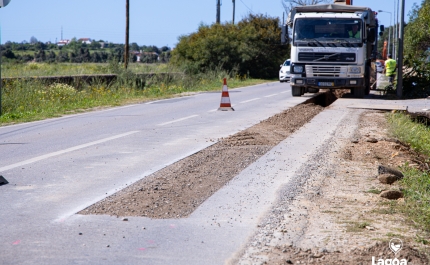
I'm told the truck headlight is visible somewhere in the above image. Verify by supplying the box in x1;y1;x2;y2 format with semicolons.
349;67;361;74
293;65;304;73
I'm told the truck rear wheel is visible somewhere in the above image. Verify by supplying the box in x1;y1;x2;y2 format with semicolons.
292;86;301;97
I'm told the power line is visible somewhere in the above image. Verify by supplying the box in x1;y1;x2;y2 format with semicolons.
239;0;253;13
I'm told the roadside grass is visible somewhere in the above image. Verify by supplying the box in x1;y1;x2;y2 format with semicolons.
0;63;271;125
387;112;430;236
2;62;171;77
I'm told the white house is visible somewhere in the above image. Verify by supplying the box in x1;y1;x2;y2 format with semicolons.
57;39;70;46
78;38;92;44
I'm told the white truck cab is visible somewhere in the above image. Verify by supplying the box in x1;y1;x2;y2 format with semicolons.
283;4;377;97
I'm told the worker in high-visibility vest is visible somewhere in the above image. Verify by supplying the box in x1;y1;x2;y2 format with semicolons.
384;54;397;85
348;24;361;39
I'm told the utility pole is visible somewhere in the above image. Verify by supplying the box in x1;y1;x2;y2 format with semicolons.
124;0;130;69
232;0;235;24
216;0;221;24
396;0;405;98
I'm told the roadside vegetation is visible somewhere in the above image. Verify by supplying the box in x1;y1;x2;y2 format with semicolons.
0;63;267;125
387;112;430;236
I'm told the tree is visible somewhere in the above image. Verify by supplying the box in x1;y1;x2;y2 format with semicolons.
2;49;16;59
170;14;289;78
404;0;430;59
57;50;70;63
34;50;46;62
30;36;38;44
130;42;140;51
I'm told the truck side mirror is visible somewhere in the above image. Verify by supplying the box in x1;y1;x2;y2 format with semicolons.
367;28;376;43
281;25;289;45
380;25;385;32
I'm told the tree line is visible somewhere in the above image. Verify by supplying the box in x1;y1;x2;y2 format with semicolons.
0;37;171;64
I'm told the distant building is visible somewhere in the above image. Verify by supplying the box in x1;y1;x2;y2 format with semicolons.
57;39;70;46
78;38;92;44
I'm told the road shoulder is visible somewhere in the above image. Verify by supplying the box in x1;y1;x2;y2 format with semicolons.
235;110;429;264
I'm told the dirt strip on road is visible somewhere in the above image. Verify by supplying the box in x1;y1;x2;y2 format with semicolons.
80;93;336;219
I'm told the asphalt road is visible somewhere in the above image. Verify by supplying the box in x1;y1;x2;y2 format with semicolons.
0;81;309;265
1;78;427;265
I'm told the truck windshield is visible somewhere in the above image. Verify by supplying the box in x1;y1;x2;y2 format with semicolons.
294;18;363;47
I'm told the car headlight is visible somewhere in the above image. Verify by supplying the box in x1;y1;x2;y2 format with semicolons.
293;65;304;73
349;67;361;74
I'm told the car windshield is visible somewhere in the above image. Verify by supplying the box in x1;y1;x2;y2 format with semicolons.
293;18;363;47
283;60;291;66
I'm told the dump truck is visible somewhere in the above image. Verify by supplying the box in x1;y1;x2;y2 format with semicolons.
282;2;378;97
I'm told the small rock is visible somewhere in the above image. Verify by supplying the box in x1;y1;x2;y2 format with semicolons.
286;260;293;264
122;218;128;221
378;165;404;179
380;190;403;200
365;226;375;230
106;245;110;248
351;139;359;144
367;138;378;143
311;253;323;258
79;233;82;235
378;174;399;184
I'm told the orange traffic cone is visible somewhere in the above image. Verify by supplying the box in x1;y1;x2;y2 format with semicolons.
218;78;235;111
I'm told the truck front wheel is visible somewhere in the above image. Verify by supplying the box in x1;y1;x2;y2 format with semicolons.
353;87;365;98
292;86;301;97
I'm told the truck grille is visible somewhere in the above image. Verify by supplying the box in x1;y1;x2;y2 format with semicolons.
306;65;348;77
298;52;356;62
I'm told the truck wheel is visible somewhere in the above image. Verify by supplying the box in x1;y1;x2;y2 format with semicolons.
308;88;319;93
365;65;371;95
353;87;365;98
292;86;301;97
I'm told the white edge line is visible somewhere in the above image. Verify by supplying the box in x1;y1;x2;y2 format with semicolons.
158;115;199;126
264;94;278;98
0;131;139;172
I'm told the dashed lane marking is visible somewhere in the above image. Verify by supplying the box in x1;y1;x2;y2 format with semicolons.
0;131;140;172
157;115;199;126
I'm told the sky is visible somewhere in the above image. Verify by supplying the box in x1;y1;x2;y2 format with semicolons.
0;0;420;48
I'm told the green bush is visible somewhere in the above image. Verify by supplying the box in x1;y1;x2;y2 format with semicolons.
170;14;289;79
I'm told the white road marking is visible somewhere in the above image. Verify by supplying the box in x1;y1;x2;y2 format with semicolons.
158;115;199;126
264;94;278;98
0;131;140;172
240;98;260;104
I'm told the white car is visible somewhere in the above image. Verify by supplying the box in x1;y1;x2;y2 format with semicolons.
376;61;384;73
279;59;291;82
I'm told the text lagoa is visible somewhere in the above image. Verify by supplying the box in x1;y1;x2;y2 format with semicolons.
372;257;408;265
